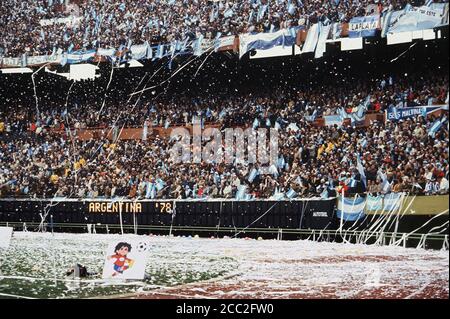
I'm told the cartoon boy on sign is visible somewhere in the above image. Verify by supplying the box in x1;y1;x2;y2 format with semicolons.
108;242;135;277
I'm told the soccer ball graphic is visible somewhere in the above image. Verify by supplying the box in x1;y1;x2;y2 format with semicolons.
137;241;149;253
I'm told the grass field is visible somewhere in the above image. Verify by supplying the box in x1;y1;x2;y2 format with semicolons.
0;232;448;299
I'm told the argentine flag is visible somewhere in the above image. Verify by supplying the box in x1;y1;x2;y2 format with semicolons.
252;118;259;129
336;196;366;221
286;188;297;199
428;117;447;138
146;182;157;199
248;168;258;183
366;194;382;211
383;193;403;211
356;154;367;187
235;185;247;200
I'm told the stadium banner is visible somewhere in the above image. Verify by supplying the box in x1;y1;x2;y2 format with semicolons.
102;239;150;280
301;23;319;53
0;226;13;248
348;15;380;38
67;50;97;64
1;54;62;67
385;104;446;121
0;198;336;230
39;16;83;27
239;27;300;58
365;194;383;211
336;196;366;221
27;54;62;66
323;115;344;126
315;24;332;58
130;43;149;60
1;57;22;67
383;193;404;211
97;48;116;57
384;4;448;35
217;35;236;52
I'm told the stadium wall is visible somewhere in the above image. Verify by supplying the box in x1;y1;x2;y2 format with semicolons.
0;196;447;236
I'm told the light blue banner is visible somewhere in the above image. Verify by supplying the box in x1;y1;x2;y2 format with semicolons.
349;15;379;38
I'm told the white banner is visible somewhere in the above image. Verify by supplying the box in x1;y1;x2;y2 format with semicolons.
217;35;235;49
27;54;62;65
130;43;149;60
39;16;83;27
387;4;447;34
315;24;332;58
1;57;21;67
97;48;116;57
301;23;319;54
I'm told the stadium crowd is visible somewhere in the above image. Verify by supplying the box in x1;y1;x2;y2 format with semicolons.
0;0;442;58
0;69;448;200
0;68;447;130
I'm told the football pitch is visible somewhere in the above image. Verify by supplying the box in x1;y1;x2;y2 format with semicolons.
0;232;448;299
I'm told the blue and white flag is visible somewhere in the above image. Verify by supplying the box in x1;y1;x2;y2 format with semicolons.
349;177;357;188
301;23;319;54
331;22;342;40
287;122;299;132
235;185;247;200
193;35;204;56
145;182;156;199
239;27;300;58
336;196;366;221
214;32;222;52
356;154;366;187
248;168;258;183
324;115;343;126
155;178;166;191
315;23;332;58
153;44;164;60
66;49;96;64
277;156;285;170
359;137;368;148
21;53;27;67
287;2;296;15
286;188;297;199
97;48;116;57
386;105;445;121
272;189;285;200
223;8;234;18
252;118;259;129
348;15;379;38
305;109;318;122
209;8;216;22
143;41;152;60
68;42;75;53
383;193;403;211
219;109;227;119
428;117;447;138
60;53;68;66
130;43;149;60
385;4;447;34
257;4;268;22
269;164;279;178
366;194;383;211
